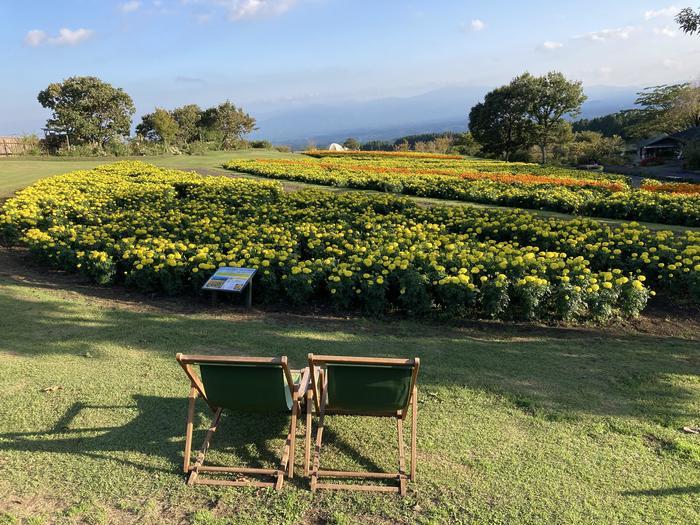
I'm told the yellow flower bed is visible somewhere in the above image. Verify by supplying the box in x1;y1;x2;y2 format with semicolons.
3;161;698;322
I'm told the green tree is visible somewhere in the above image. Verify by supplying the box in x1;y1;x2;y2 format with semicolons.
37;76;135;147
451;132;481;156
135;112;157;141
469;82;533;161
172;104;202;144
151;108;179;147
517;72;586;164
343;137;361;150
677;6;700;34
209;101;256;149
629;83;700;137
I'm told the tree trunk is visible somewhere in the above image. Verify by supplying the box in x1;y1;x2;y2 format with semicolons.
540;143;547;164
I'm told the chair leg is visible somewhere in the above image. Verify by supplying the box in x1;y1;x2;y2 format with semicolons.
397;417;407;497
310;396;326;492
304;389;313;476
183;387;197;473
411;386;417;482
288;397;299;479
188;407;222;485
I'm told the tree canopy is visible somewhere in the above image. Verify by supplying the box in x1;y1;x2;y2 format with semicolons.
677;6;700;34
468;81;533;161
518;72;586;163
37;76;135;146
135;102;256;150
469;72;586;163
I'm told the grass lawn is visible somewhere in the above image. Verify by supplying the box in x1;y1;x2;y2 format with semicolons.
0;249;698;524
0;150;296;198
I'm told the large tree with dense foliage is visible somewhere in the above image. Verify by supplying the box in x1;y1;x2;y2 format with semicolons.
343;137;361;150
172;104;202;144
517;72;587;164
468;83;533;161
37;76;135;146
205;101;257;149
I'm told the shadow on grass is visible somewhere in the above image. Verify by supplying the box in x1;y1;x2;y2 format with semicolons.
621;485;700;497
1;277;699;475
0;396;306;477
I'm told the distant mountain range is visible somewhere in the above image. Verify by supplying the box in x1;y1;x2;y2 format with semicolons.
249;85;640;148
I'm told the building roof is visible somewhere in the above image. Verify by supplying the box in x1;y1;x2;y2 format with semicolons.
640;126;700;149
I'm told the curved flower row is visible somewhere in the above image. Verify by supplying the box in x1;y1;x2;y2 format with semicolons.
2;162;698;322
225;157;700;226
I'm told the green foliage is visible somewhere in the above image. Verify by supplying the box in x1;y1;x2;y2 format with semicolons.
683;139;700;169
172;104;202;144
573;111;645;140
469;81;533;161
250;140;273;149
629;83;700;138
517;72;587;164
677;6;700;34
37;76;135;147
151;108;179;147
555;131;626;165
208;101;257;150
469;71;586;163
342;137;361;150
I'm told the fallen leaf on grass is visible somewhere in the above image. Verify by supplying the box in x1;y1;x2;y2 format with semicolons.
40;385;62;393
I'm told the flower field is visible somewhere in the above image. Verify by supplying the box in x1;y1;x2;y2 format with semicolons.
224;154;700;226
2;161;699;322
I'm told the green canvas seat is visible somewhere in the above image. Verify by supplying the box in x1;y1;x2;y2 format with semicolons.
305;354;420;496
176;354;310;489
325;364;414;415
198;364;300;412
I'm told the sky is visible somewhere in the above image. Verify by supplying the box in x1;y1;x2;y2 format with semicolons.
2;0;700;135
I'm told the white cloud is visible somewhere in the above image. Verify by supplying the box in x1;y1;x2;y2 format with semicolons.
49;28;94;45
120;1;141;13
653;25;677;37
644;6;678;20
212;0;298;20
542;40;563;50
24;30;47;47
584;26;635;42
470;19;485;31
599;66;613;75
25;28;94;47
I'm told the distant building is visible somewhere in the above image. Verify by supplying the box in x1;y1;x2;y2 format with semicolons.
638;126;700;160
328;143;346;151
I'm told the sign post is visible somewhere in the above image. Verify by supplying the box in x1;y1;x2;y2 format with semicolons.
202;267;257;308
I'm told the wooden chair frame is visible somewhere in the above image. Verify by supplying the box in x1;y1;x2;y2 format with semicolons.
176;353;311;489
305;354;420;496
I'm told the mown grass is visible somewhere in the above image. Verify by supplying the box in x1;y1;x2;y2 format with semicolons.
0;150;296;197
0;260;698;524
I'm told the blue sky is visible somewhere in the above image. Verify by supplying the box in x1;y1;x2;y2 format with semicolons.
2;1;699;134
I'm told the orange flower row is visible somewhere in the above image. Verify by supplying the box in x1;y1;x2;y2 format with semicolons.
459;172;626;191
304;149;463;160
641;183;700;195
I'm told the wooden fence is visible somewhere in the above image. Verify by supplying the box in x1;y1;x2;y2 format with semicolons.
0;137;29;156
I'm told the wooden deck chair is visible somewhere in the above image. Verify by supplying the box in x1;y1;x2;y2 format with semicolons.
175;353;310;489
305;354;420;496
